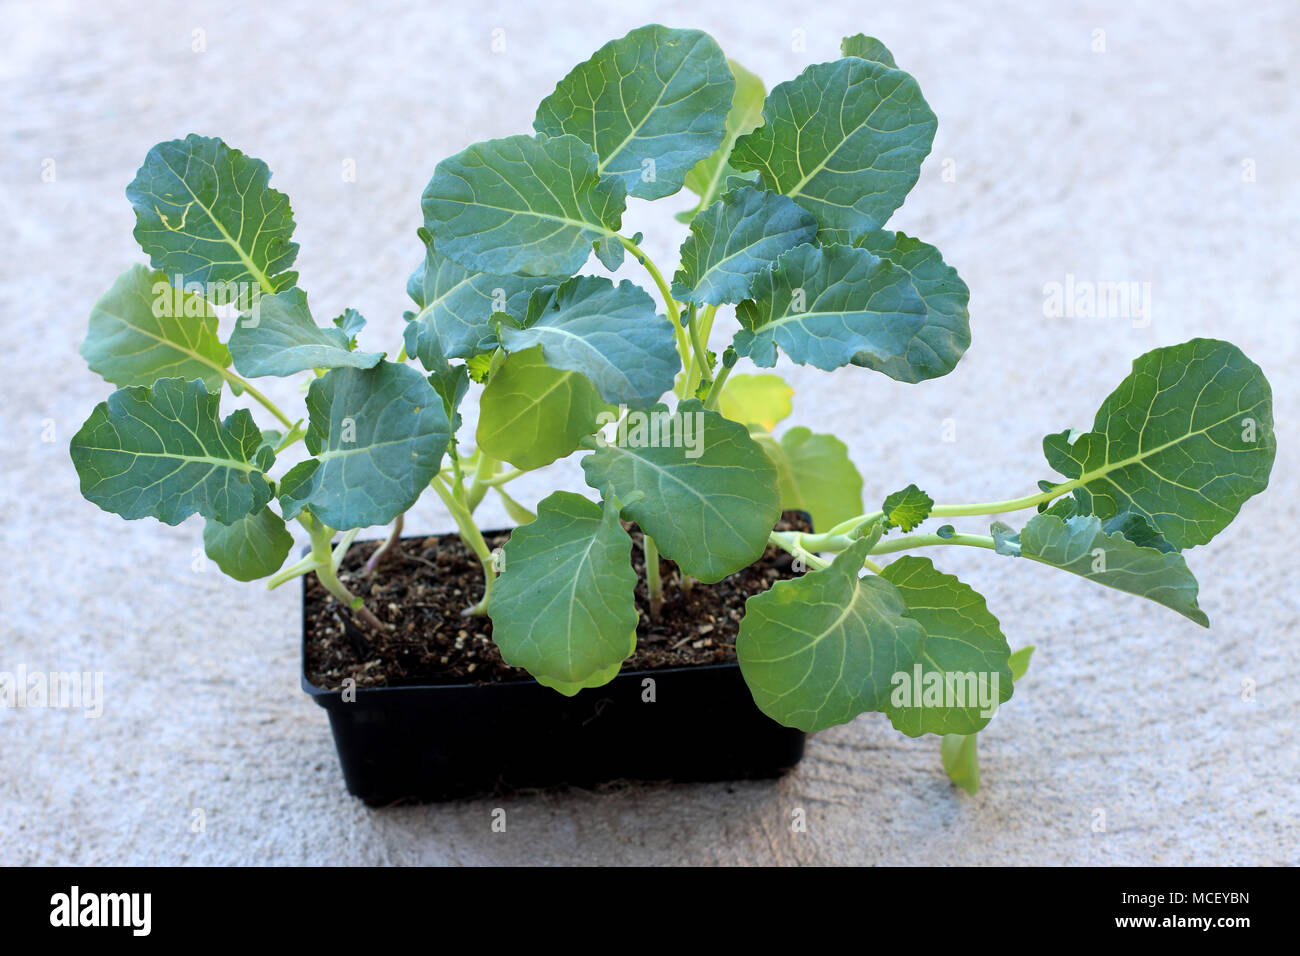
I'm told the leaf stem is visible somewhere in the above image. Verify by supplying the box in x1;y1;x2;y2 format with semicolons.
618;235;692;374
867;532;998;556
703;361;733;410
431;475;496;615
218;368;294;429
301;513;386;630
362;513;404;575
643;534;663;620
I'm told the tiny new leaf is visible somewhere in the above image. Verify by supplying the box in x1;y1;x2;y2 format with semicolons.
882;483;934;532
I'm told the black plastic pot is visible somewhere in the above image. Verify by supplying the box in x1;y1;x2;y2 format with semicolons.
302;537;807;805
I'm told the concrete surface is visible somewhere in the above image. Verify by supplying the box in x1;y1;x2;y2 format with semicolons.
2;0;1297;865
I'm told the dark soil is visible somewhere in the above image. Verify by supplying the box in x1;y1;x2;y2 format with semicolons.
304;511;812;690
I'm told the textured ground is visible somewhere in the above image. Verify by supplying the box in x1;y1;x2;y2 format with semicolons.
2;0;1296;865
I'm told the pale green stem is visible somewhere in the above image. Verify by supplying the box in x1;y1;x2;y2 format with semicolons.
331;527;361;573
821;484;1078;540
431;476;496;616
217;368;294;429
703;361;734;410
868;532;998;557
465;451;497;512
618;235;692;374
363;513;404;574
643;534;663;620
301;513;385;630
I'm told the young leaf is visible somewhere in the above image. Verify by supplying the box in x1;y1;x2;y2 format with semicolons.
670;185;818;306
421;132;626;277
421;340;471;433
331;308;366;346
729;57;936;241
477;347;612;470
70;377;273;526
754;426;864;529
716;372;793;431
734;243;924;371
736;539;925;731
881;483;934;531
228;288;383;377
851;231;970;383
1043;339;1275;549
290;362;451;529
1008;645;1035;682
996;513;1209;626
681;59;766;216
580;399;781;582
126;134;298;294
534;25;734;201
498;276;679;409
80;264;231;391
840;34;897;66
940;733;980;795
202;507;294;581
489;491;638;695
879;556;1013;737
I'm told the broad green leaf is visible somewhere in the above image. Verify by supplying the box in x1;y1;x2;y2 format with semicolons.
580;399;781;582
941;733;979;795
498;276;679;409
841;34;897;66
1043;339;1275;549
80;264;231;391
879;556;1013;736
490;491;637;695
995;513;1210;626
125;134;298;294
733;243;925;371
228;288;383;377
717;372;793;431
881;483;933;532
671;186;818;306
754;426;863;529
534;25;734;201
730;57;936;241
852;231;970;383
421;132;626;277
291;361;450;529
203;507;293;581
70;377;272;526
681;59;766;217
477;347;611;470
736;539;925;731
403;228;559;363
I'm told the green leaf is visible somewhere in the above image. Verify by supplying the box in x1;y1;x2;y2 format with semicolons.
734;243;924;371
736;539;925;731
716;372;793;431
421;339;471;433
941;733;979;795
851;230;970;383
879;557;1013;737
881;483;933;532
840;34;897;67
70;377;272;526
1043;339;1275;549
534;25;734;201
203;507;293;581
228;288;383;377
332;308;366;346
996;513;1210;626
671;186;818;306
681;58;766;216
477;347;612;470
1008;645;1035;682
292;361;451;529
498;488;537;525
755;426;864;530
580;399;781;582
729;57;936;241
80;264;231;391
421;132;626;277
498;276;679;409
489;491;638;695
403;229;559;363
126;134;298;294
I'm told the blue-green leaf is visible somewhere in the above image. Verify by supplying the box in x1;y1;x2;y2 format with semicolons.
203;507;293;581
228;288;383;377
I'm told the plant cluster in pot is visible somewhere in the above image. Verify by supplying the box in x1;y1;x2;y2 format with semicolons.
70;26;1276;805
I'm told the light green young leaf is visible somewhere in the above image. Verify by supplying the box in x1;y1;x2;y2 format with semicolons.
733;243;925;371
228;288;383;377
1043;339;1275;549
291;361;450;529
882;483;934;532
489;491;638;695
203;507;294;581
681;59;766;216
671;186;818;306
534;25;734;201
421;133;626;277
852;231;970;383
716;372;793;431
754;426;864;529
840;34;897;66
580;399;781;582
879;557;1013;737
729;57;936;241
1008;645;1035;681
70;377;273;526
941;733;979;795
477;347;612;470
126;134;298;294
498;276;679;409
80;264;231;391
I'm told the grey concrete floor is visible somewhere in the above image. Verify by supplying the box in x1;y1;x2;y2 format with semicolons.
2;0;1297;864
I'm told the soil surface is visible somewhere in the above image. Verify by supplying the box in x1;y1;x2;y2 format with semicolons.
304;511;812;690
